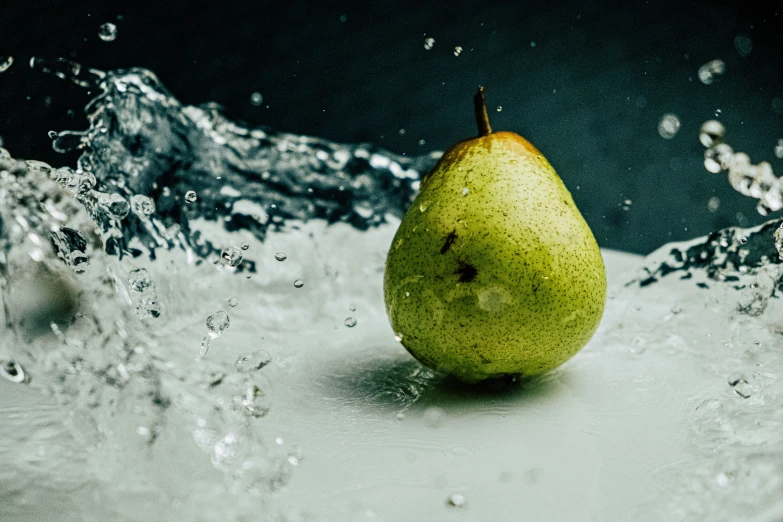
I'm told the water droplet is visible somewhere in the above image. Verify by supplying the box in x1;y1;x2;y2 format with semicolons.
424;37;435;50
275;252;287;261
199;335;211;357
670;305;682;315
496;106;502;112
657;114;681;139
130;194;156;216
461;187;469;196
396;412;405;421
453;46;463;57
530;41;537;48
221;246;243;267
733;35;752;57
418;139;426;146
239;243;249;251
344;317;357;327
423;406;446;428
47;130;59;140
250;92;263;106
128;268;152;292
698;59;726;85
447;493;466;508
206;311;230;339
236;350;272;372
0;360;29;384
136;426;151;438
715;472;730;487
774;139;783;159
739;236;748;244
0;56;13;73
398;128;406;135
97;192;130;220
394;333;403;342
275;437;284;445
228;297;239;307
287;455;300;466
184;190;198;203
419;200;431;212
98;22;118;42
707;196;720;213
293;279;304;288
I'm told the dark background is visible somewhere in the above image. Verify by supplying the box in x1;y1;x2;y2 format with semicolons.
1;0;781;254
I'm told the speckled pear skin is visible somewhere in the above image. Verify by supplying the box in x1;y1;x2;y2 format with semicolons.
383;131;606;384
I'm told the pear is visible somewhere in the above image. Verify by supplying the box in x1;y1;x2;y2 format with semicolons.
383;87;606;384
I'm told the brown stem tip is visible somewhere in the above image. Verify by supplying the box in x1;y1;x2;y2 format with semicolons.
473;86;492;137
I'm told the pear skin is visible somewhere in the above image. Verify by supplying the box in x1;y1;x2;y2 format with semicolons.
383;87;606;384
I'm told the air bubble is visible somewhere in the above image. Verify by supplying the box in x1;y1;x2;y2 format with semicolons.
294;279;304;288
275;252;287;261
97;192;130;220
344;317;357;327
98;23;118;42
424;37;435;50
228;297;238;307
423;406;446;428
250;92;263;106
657;114;681;139
184;190;197;203
221;246;243;267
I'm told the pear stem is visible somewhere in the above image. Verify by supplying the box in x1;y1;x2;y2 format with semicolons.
473;86;492;137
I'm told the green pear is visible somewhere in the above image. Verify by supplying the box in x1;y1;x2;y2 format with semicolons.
383;87;606;384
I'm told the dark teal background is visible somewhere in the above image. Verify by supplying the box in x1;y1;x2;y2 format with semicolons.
1;0;781;254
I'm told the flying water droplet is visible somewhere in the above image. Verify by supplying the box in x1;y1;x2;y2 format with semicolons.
424;37;435;50
97;192;130;220
733;35;752;57
47;130;59;140
453;46;463;57
98;23;118;42
228;296;238;307
275;252;287;261
0;360;29;384
447;493;466;508
184;190;197;203
235;350;272;372
707;196;720;213
250;92;263;106
293;279;304;288
394;333;403;342
774;139;783;159
496;106;502;112
0;56;13;73
130;194;156;216
221;246;243;267
658;114;681;139
423;406;446;428
240;242;249;250
698;59;726;85
344;317;357;327
206;311;230;339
